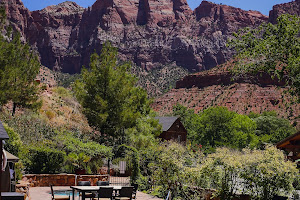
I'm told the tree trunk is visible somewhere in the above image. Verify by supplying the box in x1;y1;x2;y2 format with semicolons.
12;103;16;116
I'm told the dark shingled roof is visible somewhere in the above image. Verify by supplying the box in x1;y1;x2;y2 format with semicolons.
0;121;9;139
155;117;179;132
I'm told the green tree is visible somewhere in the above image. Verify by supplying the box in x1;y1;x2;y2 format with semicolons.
0;31;41;115
249;112;296;145
229;14;300;100
126;113;161;149
74;42;151;144
199;107;256;150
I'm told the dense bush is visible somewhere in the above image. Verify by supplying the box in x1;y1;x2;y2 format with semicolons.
138;141;204;199
250;111;296;145
26;146;66;174
201;146;297;200
173;105;256;151
54;131;112;174
138;142;298;200
3;124;23;157
173;104;296;151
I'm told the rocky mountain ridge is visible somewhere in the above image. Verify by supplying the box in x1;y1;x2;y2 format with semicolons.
152;68;300;127
3;0;268;73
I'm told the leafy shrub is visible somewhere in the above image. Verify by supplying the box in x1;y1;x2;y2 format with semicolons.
45;110;55;120
52;86;72;98
3;124;25;180
138;141;204;199
201;146;298;200
56;132;112;174
3;124;23;157
26;146;65;174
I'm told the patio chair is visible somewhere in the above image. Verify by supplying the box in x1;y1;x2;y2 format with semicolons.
114;186;134;200
50;185;70;200
78;181;92;186
96;181;109;186
96;187;114;200
78;181;95;200
131;184;138;200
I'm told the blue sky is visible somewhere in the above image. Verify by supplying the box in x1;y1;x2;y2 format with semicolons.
22;0;292;16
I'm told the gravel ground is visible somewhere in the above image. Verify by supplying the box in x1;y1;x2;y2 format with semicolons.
28;186;163;200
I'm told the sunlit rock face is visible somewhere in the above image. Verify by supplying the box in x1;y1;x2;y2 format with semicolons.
269;0;300;24
3;0;270;73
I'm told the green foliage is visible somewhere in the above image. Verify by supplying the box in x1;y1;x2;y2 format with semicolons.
138;142;298;199
74;42;151;144
0;31;41;115
172;104;202;142
229;14;300;100
3;123;23;157
125;113;161;149
173;105;256;151
116;144;140;184
249;111;296;145
55;132;112;174
0;110;112;174
26;146;65;174
0;110;56;145
201;146;298;200
199;107;255;150
65;152;91;173
52;86;72;98
3;124;25;180
138;141;204;199
173;105;295;150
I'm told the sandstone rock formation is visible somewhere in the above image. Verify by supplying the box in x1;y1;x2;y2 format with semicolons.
152;69;300;127
3;0;268;73
175;71;286;89
269;0;300;23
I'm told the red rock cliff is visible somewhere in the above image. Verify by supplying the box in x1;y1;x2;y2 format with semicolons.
3;0;269;73
269;0;300;23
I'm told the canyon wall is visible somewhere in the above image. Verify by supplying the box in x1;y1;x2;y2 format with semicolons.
3;0;268;73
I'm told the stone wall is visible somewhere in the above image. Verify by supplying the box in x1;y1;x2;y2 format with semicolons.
24;174;109;187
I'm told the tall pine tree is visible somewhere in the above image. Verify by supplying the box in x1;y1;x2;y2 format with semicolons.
74;42;151;144
0;10;40;115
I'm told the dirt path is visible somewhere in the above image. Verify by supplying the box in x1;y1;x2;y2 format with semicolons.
29;186;163;200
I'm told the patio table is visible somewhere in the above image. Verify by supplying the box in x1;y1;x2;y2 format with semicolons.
70;185;122;200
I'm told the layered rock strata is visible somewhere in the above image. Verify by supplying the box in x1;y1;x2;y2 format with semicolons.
3;0;268;73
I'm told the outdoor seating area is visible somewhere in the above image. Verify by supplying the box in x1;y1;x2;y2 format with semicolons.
63;182;137;200
29;186;163;200
69;185;134;200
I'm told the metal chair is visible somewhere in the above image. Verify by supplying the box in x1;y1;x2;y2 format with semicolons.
131;184;138;200
78;181;92;186
97;187;114;200
114;186;134;200
96;181;109;186
50;185;70;200
78;181;95;200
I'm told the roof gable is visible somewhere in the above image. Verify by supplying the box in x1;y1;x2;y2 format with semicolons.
277;131;300;149
155;116;179;132
0;121;9;139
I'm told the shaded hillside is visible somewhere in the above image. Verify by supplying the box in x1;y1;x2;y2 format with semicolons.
152;69;300;127
3;0;267;74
